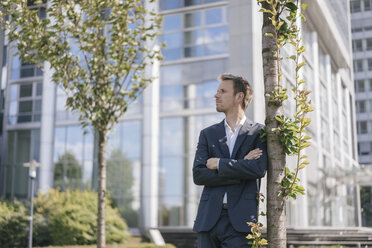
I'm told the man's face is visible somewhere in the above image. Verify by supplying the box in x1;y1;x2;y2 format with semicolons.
215;80;240;113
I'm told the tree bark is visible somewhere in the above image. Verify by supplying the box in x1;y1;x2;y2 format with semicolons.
97;129;107;248
261;3;287;248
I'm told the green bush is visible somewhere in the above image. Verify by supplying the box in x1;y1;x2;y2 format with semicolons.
0;201;29;248
0;189;130;247
49;205;96;245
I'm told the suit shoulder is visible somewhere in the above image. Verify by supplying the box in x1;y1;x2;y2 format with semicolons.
250;122;265;134
200;122;221;135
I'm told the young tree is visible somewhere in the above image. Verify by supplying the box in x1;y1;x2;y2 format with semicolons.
0;0;162;247
261;2;287;245
257;0;312;247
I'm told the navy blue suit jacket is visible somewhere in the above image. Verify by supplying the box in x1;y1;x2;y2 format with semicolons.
193;119;267;233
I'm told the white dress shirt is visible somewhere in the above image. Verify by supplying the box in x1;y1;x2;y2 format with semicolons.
219;115;246;204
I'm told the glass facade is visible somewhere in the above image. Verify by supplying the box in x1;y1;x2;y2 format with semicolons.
158;113;223;227
106;120;142;228
5;129;40;199
161;6;229;60
8;82;42;124
11;48;43;80
160;0;224;11
53;125;94;191
159;117;185;226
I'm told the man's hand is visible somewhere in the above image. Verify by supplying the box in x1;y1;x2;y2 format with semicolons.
206;158;219;170
244;148;262;160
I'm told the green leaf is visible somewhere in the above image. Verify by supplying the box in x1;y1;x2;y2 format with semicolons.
296;61;307;71
264;32;274;37
285;2;298;11
301;3;308;11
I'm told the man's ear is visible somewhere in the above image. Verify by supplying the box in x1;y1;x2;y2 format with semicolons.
236;92;244;103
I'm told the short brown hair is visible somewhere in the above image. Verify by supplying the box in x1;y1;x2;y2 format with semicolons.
218;73;253;110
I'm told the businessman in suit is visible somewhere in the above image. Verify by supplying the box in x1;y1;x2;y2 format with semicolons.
193;73;267;248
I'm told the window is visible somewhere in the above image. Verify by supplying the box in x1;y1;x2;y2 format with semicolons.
353;39;363;52
184;12;201;28
161;7;229;61
160;84;184;111
160;0;182;10
27;0;47;19
358;142;371;155
356;80;365;92
6;129;40;199
358;121;368;134
369;79;372;91
351;0;361;13
365;0;371;11
160;0;223;10
205;7;223;25
196;80;219;108
159;80;219;111
318;47;327;78
368;58;372;71
2;45;7;66
163;14;182;32
367;38;372;51
352;27;363;33
354;59;364;72
8;82;42;124
11;49;43;79
159;117;185;226
357;100;367;113
53;126;94;193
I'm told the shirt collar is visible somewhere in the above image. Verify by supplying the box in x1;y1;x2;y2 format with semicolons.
224;115;246;131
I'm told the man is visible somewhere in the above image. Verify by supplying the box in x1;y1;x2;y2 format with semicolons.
193;73;267;248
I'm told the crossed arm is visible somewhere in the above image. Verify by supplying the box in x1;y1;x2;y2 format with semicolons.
192;130;267;187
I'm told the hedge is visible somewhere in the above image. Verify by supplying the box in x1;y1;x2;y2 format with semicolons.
0;189;130;247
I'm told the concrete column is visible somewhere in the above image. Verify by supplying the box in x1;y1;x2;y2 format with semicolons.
141;59;160;229
185;84;197;227
141;0;160;229
311;31;323;226
39;62;56;192
335;72;344;166
229;0;264;123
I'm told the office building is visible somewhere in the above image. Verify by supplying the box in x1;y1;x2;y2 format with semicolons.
0;0;361;232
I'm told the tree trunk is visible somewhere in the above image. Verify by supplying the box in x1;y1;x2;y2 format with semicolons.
261;3;287;248
97;130;107;248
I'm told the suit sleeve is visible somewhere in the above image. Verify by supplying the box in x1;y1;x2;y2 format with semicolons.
218;129;267;180
193;130;240;187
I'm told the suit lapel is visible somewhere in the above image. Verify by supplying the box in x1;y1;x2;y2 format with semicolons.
231;119;253;159
216;120;230;159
